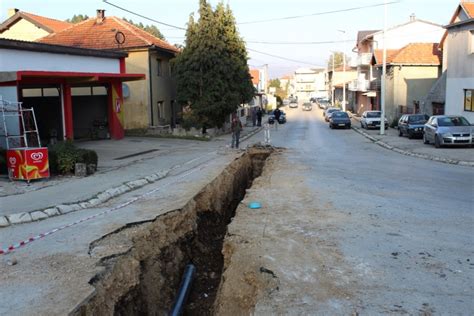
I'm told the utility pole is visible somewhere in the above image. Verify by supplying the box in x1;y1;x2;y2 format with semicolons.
380;0;387;135
332;52;335;105
338;30;346;111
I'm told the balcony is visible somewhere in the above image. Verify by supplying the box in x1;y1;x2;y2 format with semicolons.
348;79;370;92
357;53;373;67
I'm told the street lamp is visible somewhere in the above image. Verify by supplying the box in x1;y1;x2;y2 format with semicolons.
338;30;346;111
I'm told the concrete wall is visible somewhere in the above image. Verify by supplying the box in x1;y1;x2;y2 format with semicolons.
0;19;49;41
0;48;120;73
385;65;440;122
373;20;444;50
444;23;474;123
122;50;150;130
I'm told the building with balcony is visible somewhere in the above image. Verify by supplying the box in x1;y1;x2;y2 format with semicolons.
352;16;444;115
294;68;327;101
326;66;357;108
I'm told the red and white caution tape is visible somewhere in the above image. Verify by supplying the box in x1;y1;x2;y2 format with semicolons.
1;162;209;256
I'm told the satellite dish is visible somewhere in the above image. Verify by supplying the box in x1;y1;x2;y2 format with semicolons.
115;31;125;45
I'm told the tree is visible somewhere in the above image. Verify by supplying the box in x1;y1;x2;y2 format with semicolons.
269;78;288;99
123;18;165;40
327;52;350;70
269;79;281;89
172;0;255;129
66;14;89;23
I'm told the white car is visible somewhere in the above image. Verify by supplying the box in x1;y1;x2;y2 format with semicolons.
289;101;298;108
360;111;389;129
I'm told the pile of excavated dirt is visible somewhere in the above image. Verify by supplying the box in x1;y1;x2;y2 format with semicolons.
72;147;273;315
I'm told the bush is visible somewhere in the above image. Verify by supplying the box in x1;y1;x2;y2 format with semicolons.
48;141;98;175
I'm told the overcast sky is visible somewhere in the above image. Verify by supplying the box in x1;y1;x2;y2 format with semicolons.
1;0;461;77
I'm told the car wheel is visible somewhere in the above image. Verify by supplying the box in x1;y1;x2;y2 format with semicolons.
329;123;333;129
423;133;429;144
398;129;403;137
360;122;363;128
347;124;351;129
435;135;441;148
408;131;413;139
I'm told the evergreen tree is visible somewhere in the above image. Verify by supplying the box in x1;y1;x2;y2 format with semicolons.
66;14;89;23
173;0;255;129
122;17;165;40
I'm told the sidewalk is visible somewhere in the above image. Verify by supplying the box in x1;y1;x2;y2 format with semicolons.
350;114;474;166
0;126;262;227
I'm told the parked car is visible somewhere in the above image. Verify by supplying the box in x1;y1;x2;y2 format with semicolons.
398;114;429;139
423;115;473;148
289;100;298;108
329;111;351;129
268;110;287;124
318;99;331;110
360;111;389;129
302;102;312;111
283;99;290;106
324;107;341;122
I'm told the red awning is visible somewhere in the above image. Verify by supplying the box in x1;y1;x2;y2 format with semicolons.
0;70;145;84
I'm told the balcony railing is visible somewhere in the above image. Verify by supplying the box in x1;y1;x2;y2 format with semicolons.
370;79;381;90
348;79;370;92
357;53;373;66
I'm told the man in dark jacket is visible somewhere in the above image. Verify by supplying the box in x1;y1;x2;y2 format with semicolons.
273;108;282;130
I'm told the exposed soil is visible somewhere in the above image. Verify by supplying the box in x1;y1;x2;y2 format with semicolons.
71;146;273;315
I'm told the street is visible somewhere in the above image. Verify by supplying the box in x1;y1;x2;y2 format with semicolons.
1;106;473;315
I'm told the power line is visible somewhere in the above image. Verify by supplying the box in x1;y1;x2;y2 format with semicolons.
247;48;324;67
238;1;400;25
245;39;356;45
102;0;186;30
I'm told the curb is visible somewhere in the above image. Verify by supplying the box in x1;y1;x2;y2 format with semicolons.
0;169;171;229
351;126;474;167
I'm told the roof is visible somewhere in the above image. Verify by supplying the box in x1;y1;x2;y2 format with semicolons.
0;11;71;33
463;2;474;17
0;38;127;58
357;30;380;44
373;43;441;66
38;16;178;54
441;2;474;48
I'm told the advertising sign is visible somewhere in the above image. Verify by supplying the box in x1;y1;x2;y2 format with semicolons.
7;148;50;181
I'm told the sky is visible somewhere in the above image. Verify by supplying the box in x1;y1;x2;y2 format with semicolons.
0;0;462;77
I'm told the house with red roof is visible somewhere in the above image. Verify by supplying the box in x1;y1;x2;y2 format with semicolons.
37;10;179;131
0;8;71;41
371;43;442;122
439;1;474;123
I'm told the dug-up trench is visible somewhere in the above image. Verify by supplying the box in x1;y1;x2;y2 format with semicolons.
73;147;274;315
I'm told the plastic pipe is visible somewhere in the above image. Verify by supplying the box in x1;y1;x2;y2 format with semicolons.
169;264;196;316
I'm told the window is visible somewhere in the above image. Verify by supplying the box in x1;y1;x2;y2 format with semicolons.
156;59;162;76
470;31;474;54
465;89;473;112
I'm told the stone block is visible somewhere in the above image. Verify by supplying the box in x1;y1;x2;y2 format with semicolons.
75;163;87;177
8;212;33;224
57;204;80;214
31;211;48;221
126;179;148;189
0;216;10;227
44;208;60;217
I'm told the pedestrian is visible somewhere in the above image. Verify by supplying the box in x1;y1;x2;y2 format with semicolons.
251;107;257;127
231;115;243;149
263;122;271;144
256;107;263;126
273;107;282;130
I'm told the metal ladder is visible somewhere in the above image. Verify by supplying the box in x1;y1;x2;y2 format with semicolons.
0;98;41;149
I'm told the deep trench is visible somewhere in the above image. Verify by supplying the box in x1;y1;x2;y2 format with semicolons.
73;147;272;316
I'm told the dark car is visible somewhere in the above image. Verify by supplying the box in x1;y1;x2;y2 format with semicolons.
398;114;429;138
329;111;351;129
423;115;473;148
268;110;287;124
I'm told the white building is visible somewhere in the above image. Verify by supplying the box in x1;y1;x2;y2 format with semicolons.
294;68;326;101
442;2;474;123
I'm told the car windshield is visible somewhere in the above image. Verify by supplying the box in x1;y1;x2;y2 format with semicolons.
332;112;348;118
303;103;311;106
366;112;381;118
438;116;471;126
408;115;428;123
328;109;339;113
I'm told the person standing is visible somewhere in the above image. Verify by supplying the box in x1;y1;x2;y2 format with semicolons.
231;115;243;149
256;107;263;126
273;107;282;130
251;107;257;127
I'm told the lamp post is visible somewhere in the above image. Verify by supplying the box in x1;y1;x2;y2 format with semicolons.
380;0;387;135
338;30;346;111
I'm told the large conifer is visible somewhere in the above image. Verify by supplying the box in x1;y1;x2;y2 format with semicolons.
173;0;255;128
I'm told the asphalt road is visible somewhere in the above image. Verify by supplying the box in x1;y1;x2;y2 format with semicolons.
261;104;474;314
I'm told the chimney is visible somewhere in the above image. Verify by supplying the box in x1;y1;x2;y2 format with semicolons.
410;13;416;21
96;9;105;24
8;8;19;17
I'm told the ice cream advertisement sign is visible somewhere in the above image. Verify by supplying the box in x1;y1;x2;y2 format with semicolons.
7;148;50;181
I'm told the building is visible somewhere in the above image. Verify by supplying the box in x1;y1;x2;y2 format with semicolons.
36;10;179;130
294;68;326;101
0;38;144;147
371;43;442;123
326;66;357;108
441;1;474;123
351;16;445;115
0;8;71;41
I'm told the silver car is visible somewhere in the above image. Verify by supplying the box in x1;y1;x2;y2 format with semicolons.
423;115;473;148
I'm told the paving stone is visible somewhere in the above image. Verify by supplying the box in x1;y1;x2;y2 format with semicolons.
8;212;33;224
30;211;48;221
97;192;112;203
88;198;101;206
116;184;130;194
126;179;148;189
105;187;122;197
57;204;80;214
79;202;91;209
44;208;60;217
0;216;10;227
145;174;159;182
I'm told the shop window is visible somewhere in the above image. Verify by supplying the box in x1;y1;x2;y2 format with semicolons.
464;89;473;112
22;88;42;97
92;86;107;95
43;88;59;96
71;87;92;96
